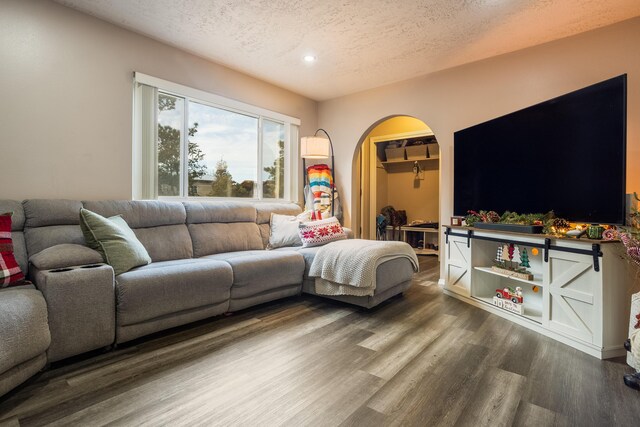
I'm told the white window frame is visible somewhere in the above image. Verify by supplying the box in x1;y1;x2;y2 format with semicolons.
133;72;300;202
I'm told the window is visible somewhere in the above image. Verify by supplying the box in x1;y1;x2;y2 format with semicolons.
133;73;299;201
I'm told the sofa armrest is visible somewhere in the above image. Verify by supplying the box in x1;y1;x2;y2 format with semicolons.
32;264;115;362
29;244;103;271
0;288;50;376
343;227;354;239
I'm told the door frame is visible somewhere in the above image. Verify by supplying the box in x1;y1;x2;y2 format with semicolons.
362;129;435;239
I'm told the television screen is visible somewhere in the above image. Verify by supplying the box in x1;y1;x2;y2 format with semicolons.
454;75;627;224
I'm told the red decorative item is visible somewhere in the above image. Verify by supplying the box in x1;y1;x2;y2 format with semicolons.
0;213;26;287
602;228;618;241
508;243;515;260
635;313;640;329
495;287;523;304
298;217;347;248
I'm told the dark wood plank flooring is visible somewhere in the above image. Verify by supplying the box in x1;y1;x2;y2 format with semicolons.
1;257;638;426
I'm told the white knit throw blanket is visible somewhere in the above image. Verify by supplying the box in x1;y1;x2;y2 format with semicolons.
309;239;419;297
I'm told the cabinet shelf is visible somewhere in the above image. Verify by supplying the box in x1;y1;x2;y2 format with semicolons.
380;158;438;167
474;266;543;287
414;248;439;256
385;226;439;256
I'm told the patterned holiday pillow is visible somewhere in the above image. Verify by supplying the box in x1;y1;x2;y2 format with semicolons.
298;217;347;248
0;213;26;287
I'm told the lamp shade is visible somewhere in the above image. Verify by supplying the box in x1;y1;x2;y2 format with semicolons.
300;136;330;159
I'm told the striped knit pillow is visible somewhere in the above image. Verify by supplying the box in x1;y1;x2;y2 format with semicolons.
0;213;25;287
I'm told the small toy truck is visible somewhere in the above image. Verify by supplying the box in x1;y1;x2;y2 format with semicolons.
495;287;523;304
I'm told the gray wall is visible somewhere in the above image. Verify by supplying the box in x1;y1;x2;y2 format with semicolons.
0;0;317;200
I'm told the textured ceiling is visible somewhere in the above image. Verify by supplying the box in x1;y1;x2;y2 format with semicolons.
53;0;640;101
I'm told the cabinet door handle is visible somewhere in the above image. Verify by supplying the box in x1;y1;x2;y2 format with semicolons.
544;238;551;262
592;244;601;272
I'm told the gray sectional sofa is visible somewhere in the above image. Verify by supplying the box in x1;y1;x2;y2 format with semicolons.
0;199;415;398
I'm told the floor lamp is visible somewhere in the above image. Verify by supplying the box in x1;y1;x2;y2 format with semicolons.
300;129;335;217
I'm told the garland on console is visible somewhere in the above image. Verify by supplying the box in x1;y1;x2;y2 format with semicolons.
464;210;567;235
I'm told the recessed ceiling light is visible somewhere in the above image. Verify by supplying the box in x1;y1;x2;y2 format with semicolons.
303;55;317;63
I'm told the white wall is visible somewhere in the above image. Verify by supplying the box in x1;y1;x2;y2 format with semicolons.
317;17;640;278
0;0;317;200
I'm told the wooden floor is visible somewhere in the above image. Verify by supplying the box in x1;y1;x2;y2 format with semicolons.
1;257;639;426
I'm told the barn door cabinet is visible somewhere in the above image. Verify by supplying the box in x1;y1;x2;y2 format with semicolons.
442;226;632;359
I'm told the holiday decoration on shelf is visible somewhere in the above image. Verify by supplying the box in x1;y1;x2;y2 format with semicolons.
494;286;525;316
492;243;534;280
464;210;501;226
551;218;570;234
508;244;515;265
520;248;531;268
495;287;523;304
501;244;510;263
463;209;573;236
512;245;521;265
495;245;504;265
602;228;618;241
493;294;524;315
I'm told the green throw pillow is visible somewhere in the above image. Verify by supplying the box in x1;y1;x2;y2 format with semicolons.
79;208;151;275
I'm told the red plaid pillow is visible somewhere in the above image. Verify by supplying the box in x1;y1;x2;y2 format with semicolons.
298;217;347;248
0;213;25;287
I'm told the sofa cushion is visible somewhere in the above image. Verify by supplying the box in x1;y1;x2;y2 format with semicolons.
23;199;82;228
83;200;193;262
1;213;26;287
20;200;86;266
115;259;233;326
275;246;320;278
133;224;193;262
0;288;50;375
258;223;271;249
202;250;305;299
82;200;186;228
80;209;151;275
255;202;302;225
0;353;48;398
29;244;103;270
24;225;85;259
189;223;263;257
183;201;256;224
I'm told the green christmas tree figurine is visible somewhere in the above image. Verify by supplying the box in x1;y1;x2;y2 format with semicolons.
520;248;531;269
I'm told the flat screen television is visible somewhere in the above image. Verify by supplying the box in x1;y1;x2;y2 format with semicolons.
454;75;627;224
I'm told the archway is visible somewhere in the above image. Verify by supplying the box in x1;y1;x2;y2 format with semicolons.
351;116;441;251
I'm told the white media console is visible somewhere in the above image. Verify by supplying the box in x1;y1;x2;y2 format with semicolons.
442;226;633;359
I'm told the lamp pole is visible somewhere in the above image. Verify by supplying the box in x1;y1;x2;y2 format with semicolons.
314;129;335;217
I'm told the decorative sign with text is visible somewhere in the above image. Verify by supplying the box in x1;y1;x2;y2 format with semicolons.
493;296;524;315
